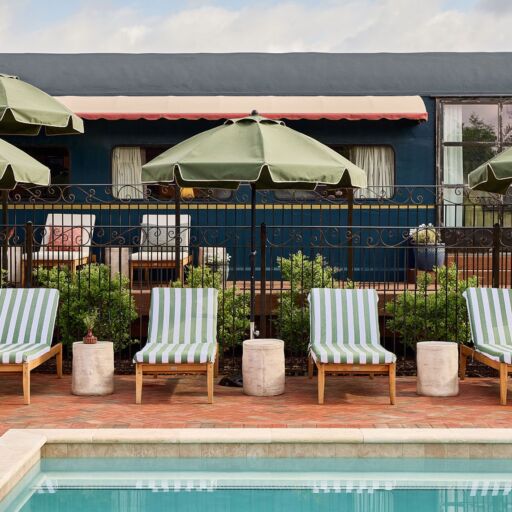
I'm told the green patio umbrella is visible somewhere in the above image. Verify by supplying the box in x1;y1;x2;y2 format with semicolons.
0;74;84;135
467;147;512;289
468;147;512;194
142;113;367;338
0;138;50;275
0;138;50;189
0;72;84;274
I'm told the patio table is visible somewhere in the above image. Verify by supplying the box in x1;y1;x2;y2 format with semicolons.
416;341;459;397
72;341;114;396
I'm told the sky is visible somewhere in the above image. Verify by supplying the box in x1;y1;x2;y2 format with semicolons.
0;0;510;53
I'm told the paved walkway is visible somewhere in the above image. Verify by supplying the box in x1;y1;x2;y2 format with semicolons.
1;374;511;434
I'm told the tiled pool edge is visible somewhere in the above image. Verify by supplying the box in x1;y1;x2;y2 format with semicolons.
3;428;512;501
0;430;45;502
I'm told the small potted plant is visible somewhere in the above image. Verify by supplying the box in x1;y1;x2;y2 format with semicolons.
82;309;99;344
409;223;445;271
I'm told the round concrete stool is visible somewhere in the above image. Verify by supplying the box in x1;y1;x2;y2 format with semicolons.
416;341;459;397
72;341;114;396
242;338;285;396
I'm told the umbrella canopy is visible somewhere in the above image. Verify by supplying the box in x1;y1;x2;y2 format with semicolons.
0;138;50;189
142;114;367;189
0;74;84;136
142;113;367;339
468;147;512;195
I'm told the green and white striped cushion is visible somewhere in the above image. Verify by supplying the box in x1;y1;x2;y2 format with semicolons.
134;341;216;364
308;288;396;364
134;287;218;364
464;287;512;363
0;288;59;364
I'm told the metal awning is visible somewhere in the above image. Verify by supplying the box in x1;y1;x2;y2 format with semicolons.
55;95;428;122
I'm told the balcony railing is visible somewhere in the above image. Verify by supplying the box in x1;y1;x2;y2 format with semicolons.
1;183;511;369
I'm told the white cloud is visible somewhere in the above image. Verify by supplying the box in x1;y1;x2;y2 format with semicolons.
0;0;510;53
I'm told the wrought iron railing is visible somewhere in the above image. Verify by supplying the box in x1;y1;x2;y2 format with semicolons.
1;183;511;370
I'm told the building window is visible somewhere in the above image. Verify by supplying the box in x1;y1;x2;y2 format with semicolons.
20;146;70;185
275;145;395;200
12;147;70;199
440;100;512;227
111;146;232;201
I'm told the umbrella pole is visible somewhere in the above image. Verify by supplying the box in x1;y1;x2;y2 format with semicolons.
1;191;8;275
250;184;257;339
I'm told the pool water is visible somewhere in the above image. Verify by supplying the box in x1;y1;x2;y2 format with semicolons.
3;458;512;511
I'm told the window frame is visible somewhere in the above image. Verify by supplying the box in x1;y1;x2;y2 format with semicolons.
13;145;72;201
18;145;72;184
273;143;397;202
436;97;512;223
110;144;234;202
436;97;512;187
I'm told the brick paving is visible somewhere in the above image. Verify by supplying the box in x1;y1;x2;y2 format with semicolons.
1;374;512;434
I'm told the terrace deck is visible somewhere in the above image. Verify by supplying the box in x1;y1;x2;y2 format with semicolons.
1;373;511;433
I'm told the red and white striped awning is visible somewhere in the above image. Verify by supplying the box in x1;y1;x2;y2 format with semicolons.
55;95;428;122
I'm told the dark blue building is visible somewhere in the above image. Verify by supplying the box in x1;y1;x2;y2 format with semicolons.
1;53;511;280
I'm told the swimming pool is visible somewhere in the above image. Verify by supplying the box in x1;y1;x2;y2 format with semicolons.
3;457;512;511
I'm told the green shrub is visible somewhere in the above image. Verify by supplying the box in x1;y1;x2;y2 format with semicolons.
274;251;337;353
385;264;477;347
35;264;138;350
172;265;250;350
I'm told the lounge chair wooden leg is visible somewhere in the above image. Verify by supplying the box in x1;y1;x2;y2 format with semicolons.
136;364;143;404
23;363;30;405
389;363;396;405
500;363;508;406
369;373;374;380
56;345;63;378
317;363;325;405
308;355;313;379
207;362;214;404
153;373;158;379
214;354;219;378
459;347;467;380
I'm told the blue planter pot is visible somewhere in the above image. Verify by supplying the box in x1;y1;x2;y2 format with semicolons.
412;244;445;271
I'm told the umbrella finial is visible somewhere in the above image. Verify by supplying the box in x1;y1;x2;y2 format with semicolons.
251;110;259;116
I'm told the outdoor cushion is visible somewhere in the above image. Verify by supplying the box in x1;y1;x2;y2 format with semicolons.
130;250;189;261
141;225;178;251
463;288;512;348
134;342;216;364
310;343;395;365
47;226;83;250
308;288;396;365
472;343;512;364
134;287;218;364
0;343;52;364
24;251;86;261
0;289;59;364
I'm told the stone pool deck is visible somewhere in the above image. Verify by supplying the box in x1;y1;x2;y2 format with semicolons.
1;374;512;432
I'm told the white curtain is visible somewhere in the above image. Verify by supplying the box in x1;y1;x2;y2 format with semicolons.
443;105;464;227
112;147;144;200
351;146;394;199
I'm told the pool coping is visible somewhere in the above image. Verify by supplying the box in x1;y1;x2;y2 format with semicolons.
3;427;512;501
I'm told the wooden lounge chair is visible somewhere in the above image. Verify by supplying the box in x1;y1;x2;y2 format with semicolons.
0;288;62;404
308;288;396;404
22;213;96;285
134;287;218;404
130;214;193;284
461;287;512;405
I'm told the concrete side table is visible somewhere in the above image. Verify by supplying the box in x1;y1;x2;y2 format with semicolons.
243;338;285;396
416;341;459;397
72;341;114;396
